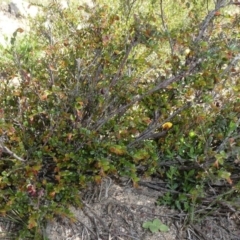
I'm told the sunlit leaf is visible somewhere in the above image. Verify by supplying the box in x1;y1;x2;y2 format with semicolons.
109;145;126;155
28;215;37;229
162;122;173;130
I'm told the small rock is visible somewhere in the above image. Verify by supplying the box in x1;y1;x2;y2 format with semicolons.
8;0;39;18
8;2;21;18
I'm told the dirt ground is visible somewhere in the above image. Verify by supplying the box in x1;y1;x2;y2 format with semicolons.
45;178;179;240
43;177;240;240
1;176;239;240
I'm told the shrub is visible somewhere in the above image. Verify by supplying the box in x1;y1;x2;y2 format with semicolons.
0;0;239;237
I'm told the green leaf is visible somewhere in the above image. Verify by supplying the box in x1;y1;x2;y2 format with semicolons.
132;150;149;162
152;219;161;226
159;224;169;232
143;219;169;233
149;225;159;233
109;145;126;155
229;121;237;132
142;221;152;228
215;151;227;165
218;170;231;180
189;131;196;137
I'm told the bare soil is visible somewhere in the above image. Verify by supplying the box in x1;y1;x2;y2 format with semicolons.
45;178;179;240
44;177;240;240
1;175;240;239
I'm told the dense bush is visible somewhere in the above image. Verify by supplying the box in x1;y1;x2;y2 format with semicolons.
0;0;239;237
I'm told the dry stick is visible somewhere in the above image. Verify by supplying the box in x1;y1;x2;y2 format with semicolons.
147;58;202;95
83;203;108;230
0;143;26;162
81;227;89;240
93;216;100;240
110;41;138;88
128;102;192;147
188;225;208;240
130;2;233;144
195;0;230;43
79;208;99;239
75;218;97;239
96;41;138;124
94;58;200;131
98;177;112;200
94;0;225;132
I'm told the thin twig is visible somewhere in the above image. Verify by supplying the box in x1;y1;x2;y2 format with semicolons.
128;102;192;147
110;41;138;87
195;0;231;43
0;143;26;162
94;59;200;131
75;218;97;238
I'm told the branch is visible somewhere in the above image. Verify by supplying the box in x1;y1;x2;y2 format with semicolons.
147;130;168;140
128;102;192;147
93;58;200;131
145;58;202;95
110;40;138;87
195;0;231;42
0;143;26;162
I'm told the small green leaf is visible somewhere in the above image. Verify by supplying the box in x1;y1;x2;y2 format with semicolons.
152;219;161;226
149;225;159;233
143;218;169;233
189;131;196;137
159;224;169;232
142;221;152;228
229;121;236;132
218;170;231;180
215;151;227;165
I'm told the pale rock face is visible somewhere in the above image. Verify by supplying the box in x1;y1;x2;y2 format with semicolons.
8;2;21;17
8;0;94;16
9;0;39;18
0;0;96;47
0;0;40;46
